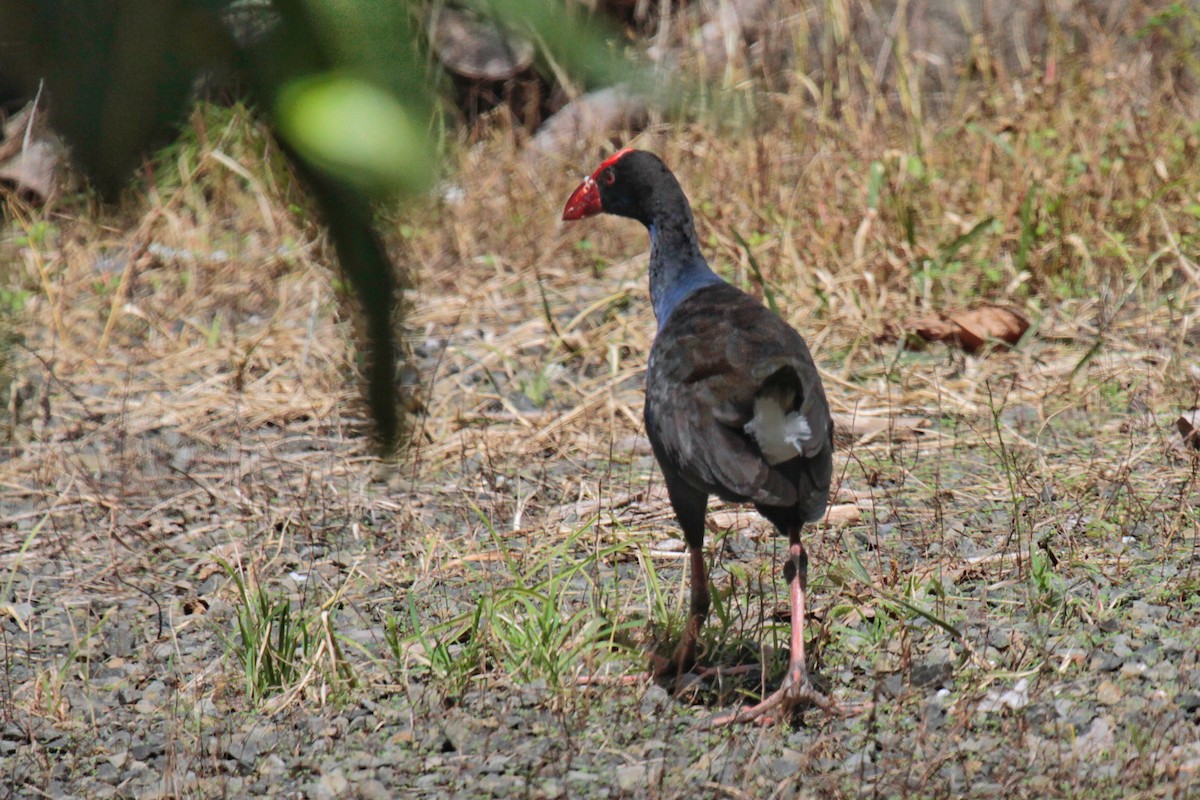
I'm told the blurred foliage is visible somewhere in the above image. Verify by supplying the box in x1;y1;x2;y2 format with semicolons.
0;0;637;451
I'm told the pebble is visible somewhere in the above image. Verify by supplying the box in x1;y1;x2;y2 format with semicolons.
567;769;601;784
42;734;73;752
130;738;164;761
441;719;478;753
257;754;287;776
316;768;349;799
616;764;649;792
103;623;138;658
1119;661;1147;680
478;774;523;795
977;678;1029;713
842;749;873;772
632;738;668;759
89;783;118;799
1134;641;1161;664
1023;702;1055;726
346;713;377;733
768;749;804;780
1130;600;1167;621
414;774;442;791
911;660;952;688
134;680;168;714
877;673;904;699
639;684;671;715
94;761;119;783
923;695;948;729
7;602;33;624
193;697;218;719
1146;661;1178;682
537;779;565;799
986;629;1011;650
226;728;281;770
1073;716;1116;758
481;754;510;774
1123;697;1148;717
358;779;391;800
1096;679;1122;706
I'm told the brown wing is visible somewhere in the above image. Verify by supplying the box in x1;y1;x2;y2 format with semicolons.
645;282;831;509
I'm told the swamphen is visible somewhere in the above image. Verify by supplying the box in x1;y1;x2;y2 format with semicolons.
563;149;838;725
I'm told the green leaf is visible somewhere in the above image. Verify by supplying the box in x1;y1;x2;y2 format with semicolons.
275;73;435;196
732;228;778;316
938;216;997;267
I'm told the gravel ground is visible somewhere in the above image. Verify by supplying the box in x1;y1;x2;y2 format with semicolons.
5;344;1200;799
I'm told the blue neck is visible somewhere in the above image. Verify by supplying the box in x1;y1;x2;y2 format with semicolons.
647;221;723;330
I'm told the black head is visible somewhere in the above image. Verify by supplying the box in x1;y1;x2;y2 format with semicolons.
562;149;688;227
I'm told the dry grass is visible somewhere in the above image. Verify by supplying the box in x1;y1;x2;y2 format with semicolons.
3;2;1200;797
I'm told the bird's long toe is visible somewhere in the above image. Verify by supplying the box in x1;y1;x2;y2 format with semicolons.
705;663;844;727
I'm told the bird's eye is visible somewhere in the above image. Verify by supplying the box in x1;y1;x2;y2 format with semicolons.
603;169;616;186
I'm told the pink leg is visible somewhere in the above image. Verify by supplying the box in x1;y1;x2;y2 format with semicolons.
708;530;851;726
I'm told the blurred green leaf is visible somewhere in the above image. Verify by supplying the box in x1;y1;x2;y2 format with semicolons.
275;73;435;196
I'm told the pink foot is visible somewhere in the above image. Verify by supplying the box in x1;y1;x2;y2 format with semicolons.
705;663;868;727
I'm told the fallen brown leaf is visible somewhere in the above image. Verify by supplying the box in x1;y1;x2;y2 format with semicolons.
901;304;1030;354
1178;409;1200;450
949;306;1030;351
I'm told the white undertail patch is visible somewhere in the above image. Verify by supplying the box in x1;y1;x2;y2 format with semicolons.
744;393;812;465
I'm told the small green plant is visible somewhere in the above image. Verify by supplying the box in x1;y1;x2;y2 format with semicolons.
833;543;963;640
1137;1;1200;80
386;596;486;697
983;381;1033;577
911;216;999;300
222;562;309;702
203;314;223;348
389;514;641;693
11;220;58;248
217;560;355;705
32;607;112;721
631;538;685;647
732;228;779;315
487;583;610;686
1029;543;1065;614
0;286;30;314
518;365;553;408
479;513;640;684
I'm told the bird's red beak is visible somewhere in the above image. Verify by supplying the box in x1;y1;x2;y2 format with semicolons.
563;148;635;220
562;175;602;221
